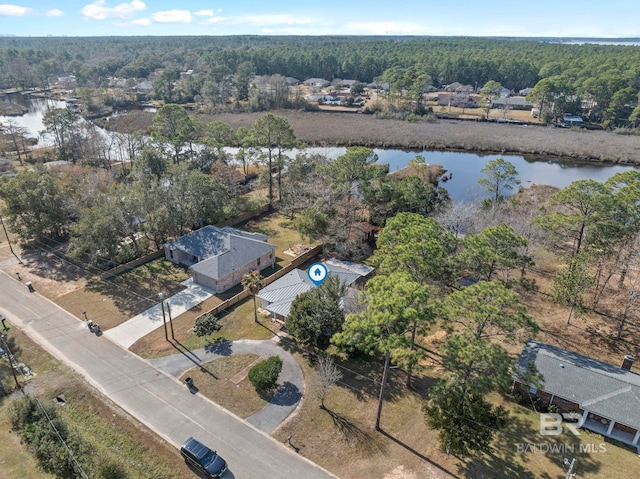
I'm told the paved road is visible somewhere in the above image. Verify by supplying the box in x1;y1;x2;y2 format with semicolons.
149;339;304;433
0;271;337;479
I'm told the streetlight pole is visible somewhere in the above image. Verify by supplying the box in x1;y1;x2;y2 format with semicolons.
158;293;168;341
1;334;21;390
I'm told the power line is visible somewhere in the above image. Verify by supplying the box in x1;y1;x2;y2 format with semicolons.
32;394;89;479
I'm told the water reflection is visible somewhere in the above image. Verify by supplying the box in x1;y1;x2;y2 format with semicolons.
2;96;638;203
0;94;66;146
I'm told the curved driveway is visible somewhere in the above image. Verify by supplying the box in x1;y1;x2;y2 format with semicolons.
149;339;304;433
0;271;336;479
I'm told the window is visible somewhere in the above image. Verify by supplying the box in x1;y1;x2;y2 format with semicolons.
529;386;537;394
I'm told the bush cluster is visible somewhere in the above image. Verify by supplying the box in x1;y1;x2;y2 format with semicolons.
248;355;282;392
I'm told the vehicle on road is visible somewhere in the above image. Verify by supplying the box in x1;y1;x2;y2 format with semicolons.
180;437;228;478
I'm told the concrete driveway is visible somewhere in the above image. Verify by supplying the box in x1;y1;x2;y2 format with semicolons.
104;278;215;349
149;339;304;433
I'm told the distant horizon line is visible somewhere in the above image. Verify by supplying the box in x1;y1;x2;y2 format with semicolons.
0;34;639;40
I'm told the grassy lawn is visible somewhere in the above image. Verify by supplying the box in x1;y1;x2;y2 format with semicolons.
130;296;282;359
179;353;269;419
241;210;320;268
55;258;191;330
0;323;191;479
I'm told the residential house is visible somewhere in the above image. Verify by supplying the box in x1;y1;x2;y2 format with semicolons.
514;340;640;449
303;78;331;88
491;97;534;111
285;77;300;86
164;226;276;293
444;82;463;92
256;260;374;321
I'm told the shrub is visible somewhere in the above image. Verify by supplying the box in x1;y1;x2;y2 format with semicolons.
193;313;222;338
248;355;282;392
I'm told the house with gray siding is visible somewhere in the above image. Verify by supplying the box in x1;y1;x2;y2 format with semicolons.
164;226;276;293
514;340;640;449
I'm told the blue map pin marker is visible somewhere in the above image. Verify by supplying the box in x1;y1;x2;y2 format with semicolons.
307;262;328;286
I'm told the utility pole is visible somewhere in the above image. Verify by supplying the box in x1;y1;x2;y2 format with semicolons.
1;334;21;390
158;293;168;341
167;302;175;340
0;214;23;265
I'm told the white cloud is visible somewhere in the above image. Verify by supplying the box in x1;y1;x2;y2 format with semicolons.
81;0;146;20
194;9;213;17
201;16;227;25
46;9;64;17
131;17;151;26
0;4;32;16
151;9;191;23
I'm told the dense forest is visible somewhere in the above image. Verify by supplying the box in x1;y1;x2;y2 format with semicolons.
2;36;640;125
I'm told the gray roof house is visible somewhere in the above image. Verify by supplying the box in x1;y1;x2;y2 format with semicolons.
256;260;374;320
303;78;331;88
514;340;640;449
164;226;276;293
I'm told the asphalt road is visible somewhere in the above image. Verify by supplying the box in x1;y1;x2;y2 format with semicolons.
0;271;337;479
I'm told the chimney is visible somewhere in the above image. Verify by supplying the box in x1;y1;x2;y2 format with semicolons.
621;354;635;370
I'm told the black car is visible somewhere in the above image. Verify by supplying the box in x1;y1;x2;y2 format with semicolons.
180;437;228;478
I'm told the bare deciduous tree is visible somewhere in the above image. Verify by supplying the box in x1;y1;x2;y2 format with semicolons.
315;354;342;410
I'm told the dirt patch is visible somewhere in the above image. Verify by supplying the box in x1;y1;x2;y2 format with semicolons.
283;243;313;257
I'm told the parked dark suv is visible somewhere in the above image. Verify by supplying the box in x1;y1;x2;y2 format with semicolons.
180;437;228;478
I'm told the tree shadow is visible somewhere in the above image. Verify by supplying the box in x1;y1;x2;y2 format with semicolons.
324;408;387;457
458;398;604;479
377;428;460;478
204;340;232;356
270;381;302;406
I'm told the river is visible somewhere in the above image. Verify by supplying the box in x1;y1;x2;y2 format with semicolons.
2;96;638;203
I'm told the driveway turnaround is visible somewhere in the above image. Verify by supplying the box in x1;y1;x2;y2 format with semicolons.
149;339;304;433
104;278;214;349
0;271;337;479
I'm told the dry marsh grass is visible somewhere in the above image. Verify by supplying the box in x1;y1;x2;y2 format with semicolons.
210;110;640;165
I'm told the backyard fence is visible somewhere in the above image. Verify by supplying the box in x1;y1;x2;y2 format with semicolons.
98;204;272;280
193;243;323;322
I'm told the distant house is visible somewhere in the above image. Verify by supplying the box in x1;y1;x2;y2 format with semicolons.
164;226;276;293
256;260;374;320
514;340;640;449
285;77;300;86
303;78;330;88
491;97;534;111
444;82;463;92
331;78;357;88
519;87;534;96
562;114;584;126
367;81;390;91
499;86;511;98
437;93;479;108
134;80;154;94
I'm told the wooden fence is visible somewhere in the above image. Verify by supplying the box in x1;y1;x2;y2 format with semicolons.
194;243;323;321
98;204;272;280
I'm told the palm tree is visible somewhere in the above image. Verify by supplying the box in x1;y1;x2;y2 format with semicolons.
242;270;264;323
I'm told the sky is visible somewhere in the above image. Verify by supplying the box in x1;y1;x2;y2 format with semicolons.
0;1;639;38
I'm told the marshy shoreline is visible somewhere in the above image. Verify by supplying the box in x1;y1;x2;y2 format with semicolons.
208;110;640;166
